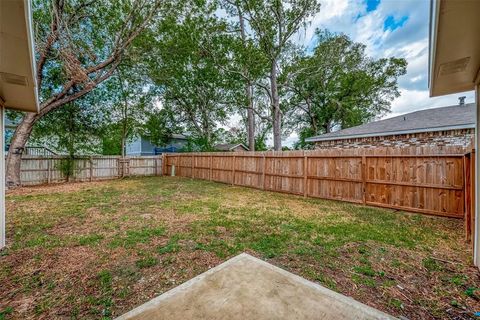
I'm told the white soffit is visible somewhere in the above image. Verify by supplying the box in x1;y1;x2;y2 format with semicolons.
429;0;480;97
0;0;39;112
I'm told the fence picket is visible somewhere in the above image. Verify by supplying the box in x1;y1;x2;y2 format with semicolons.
18;155;163;186
164;149;470;219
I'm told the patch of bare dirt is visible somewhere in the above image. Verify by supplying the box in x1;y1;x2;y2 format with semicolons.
112;250;222;317
7;180;111;196
272;242;480;320
3;177;479;320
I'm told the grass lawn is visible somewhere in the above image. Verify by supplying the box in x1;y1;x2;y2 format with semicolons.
1;176;479;319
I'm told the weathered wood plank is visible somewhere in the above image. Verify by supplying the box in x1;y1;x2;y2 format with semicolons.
164;149;467;219
19;155;163;185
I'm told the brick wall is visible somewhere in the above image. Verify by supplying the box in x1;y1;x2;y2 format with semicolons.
314;128;474;150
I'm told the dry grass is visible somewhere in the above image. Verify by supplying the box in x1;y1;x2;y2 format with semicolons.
0;176;479;319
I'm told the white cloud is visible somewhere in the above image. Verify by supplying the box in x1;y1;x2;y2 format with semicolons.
316;0;475;112
387;89;474;118
301;0;352;43
283;0;475;146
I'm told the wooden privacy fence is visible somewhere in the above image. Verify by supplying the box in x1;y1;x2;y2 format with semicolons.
19;155;163;186
164;149;473;220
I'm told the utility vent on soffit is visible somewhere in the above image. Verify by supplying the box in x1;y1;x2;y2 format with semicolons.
0;72;28;86
439;57;470;76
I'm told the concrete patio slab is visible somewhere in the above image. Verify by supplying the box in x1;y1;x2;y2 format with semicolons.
116;253;396;320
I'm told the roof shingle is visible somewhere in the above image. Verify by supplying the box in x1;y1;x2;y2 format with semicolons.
306;103;475;142
214;143;249;151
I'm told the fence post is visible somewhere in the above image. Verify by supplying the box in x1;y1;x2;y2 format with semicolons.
89;157;93;182
465;153;472;241
46;158;51;184
154;157;161;176
232;155;236;185
209;155;212;181
303;154;308;198
262;153;266;190
191;154;195;179
471;149;476;248
162;154;167;176
118;157;129;178
362;156;367;204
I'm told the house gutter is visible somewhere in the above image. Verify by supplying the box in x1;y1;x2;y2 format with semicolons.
24;0;39;111
428;0;440;97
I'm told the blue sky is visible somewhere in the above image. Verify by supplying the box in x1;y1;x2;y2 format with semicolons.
366;0;380;12
220;0;475;146
277;0;475;146
300;0;474;117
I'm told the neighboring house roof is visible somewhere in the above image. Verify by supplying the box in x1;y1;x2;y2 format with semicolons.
306;103;475;142
4;117;18;129
141;133;188;141
214;143;249;151
171;134;188;140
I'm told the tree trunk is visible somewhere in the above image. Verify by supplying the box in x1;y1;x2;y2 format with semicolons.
121;134;126;157
118;68;129;158
323;122;331;133
121;105;127;158
6;113;39;188
237;7;255;152
66;104;76;183
311;120;318;135
246;83;255;151
270;62;282;151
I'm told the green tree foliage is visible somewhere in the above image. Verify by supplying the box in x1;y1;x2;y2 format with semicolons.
18;0;409;164
219;0;271;151
285;30;407;149
30;91;108;155
102;64;157;156
237;0;321;150
149;2;243;151
141;108;178;148
101;123;124;155
7;0;167;186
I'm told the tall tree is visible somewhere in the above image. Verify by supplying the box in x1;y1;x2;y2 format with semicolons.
285;30;407;148
6;0;165;187
240;0;320;150
112;64;156;156
226;1;257;151
150;3;242;150
221;1;263;151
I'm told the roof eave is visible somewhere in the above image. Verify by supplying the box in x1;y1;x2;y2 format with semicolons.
428;0;480;97
0;0;39;113
305;124;475;143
